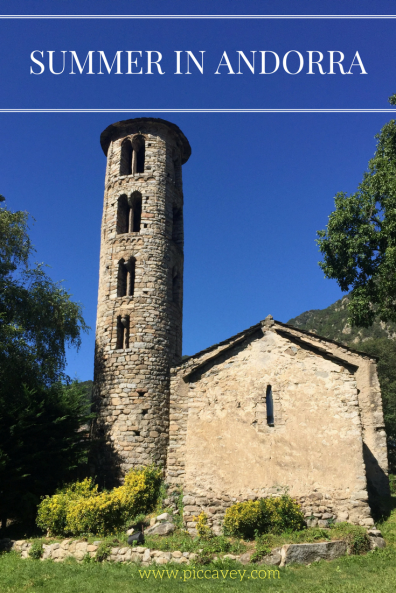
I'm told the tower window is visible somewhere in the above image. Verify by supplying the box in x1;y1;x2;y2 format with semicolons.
132;135;145;174
117;195;129;234
120;139;133;175
130;191;142;232
117;192;142;234
116;315;129;349
119;135;145;176
266;385;274;426
117;258;136;297
172;207;183;245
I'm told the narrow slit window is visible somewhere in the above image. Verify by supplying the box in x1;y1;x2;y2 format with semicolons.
266;385;274;426
172;207;183;245
132;135;145;174
116;315;129;349
117;259;127;297
120;139;133;175
117;195;129;234
126;257;136;297
130;191;142;232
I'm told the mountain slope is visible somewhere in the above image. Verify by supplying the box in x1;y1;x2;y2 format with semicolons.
288;296;396;345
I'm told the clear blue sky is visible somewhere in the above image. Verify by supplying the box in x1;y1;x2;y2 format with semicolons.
1;0;396;380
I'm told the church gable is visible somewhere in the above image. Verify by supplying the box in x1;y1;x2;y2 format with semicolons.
166;317;381;534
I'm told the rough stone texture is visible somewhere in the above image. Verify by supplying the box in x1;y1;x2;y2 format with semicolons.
91;118;389;531
280;541;348;566
369;536;386;550
156;512;173;522
258;548;283;566
2;537;359;566
93;118;191;479
145;521;175;536
166;318;389;532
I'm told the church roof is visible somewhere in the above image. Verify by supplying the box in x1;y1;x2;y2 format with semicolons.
176;315;378;378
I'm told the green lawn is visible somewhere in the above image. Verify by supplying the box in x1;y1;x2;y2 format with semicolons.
0;502;395;593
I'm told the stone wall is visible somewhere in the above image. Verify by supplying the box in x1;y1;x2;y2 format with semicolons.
166;318;388;533
93;119;191;481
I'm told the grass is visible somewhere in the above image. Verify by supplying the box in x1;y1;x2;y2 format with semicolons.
1;547;396;592
1;498;395;592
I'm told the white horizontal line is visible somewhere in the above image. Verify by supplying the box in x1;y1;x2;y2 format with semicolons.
0;109;395;113
0;14;396;19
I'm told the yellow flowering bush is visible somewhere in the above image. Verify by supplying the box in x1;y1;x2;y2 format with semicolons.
223;495;305;539
36;465;162;536
193;511;213;539
36;477;97;535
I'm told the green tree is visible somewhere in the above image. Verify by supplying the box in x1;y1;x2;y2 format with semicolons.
0;203;91;529
317;118;396;328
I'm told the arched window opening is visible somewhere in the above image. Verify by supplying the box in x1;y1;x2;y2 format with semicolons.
172;268;181;306
120;139;133;176
116;315;129;349
132;135;145;174
117;195;129;234
172;207;183;245
130;191;142;232
117;258;136;297
117;259;127;297
266;385;274;426
126;257;136;297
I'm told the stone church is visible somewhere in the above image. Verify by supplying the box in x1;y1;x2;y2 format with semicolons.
93;118;389;532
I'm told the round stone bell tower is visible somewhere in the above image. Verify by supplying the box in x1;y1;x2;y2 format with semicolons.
93;118;191;482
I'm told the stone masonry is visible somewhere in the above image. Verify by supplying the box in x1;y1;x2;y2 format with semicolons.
93;118;191;480
93;118;389;528
165;316;390;533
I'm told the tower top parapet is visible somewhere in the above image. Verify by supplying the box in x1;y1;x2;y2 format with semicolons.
100;117;192;164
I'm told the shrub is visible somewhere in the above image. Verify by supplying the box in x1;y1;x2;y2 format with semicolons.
193;511;213;539
36;478;97;535
331;522;370;554
95;541;112;562
36;465;162;536
223;495;305;539
28;540;43;560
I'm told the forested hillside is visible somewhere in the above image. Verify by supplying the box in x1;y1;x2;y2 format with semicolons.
288;298;396;472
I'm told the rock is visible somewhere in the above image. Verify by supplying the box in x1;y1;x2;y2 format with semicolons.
142;549;151;562
336;512;349;522
128;531;145;546
145;522;175;536
258;548;282;566
369;536;386;550
126;528;134;536
361;518;375;527
156;512;173;523
173;509;180;515
182;495;196;505
306;518;318;528
367;529;382;537
172;551;182;558
280;541;347;566
223;554;237;560
238;551;253;565
118;547;129;555
155;557;168;565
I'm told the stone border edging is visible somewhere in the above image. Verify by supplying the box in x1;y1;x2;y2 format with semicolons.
0;529;385;567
